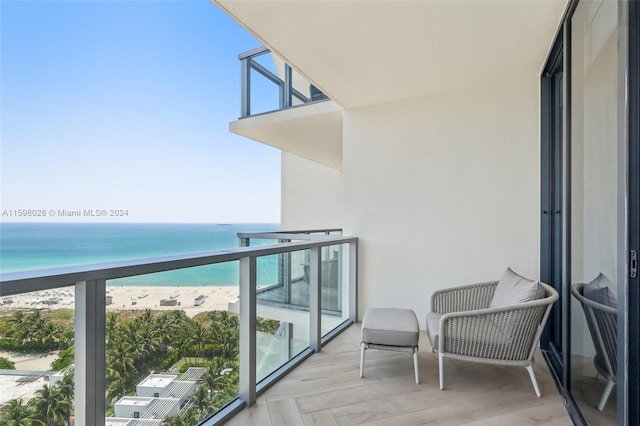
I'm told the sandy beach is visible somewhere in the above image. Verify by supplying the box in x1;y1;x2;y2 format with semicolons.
1;285;240;318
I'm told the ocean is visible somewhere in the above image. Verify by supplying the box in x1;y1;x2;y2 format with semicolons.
0;223;280;286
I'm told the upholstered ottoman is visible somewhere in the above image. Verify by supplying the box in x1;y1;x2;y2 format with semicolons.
360;308;420;384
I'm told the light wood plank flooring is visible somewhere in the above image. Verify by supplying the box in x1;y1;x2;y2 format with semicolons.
224;324;572;425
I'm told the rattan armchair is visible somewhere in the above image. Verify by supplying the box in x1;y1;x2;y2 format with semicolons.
427;281;558;397
571;283;617;411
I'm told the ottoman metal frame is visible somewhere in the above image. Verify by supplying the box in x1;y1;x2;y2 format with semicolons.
359;308;420;384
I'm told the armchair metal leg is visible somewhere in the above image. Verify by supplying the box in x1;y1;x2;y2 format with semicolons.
439;352;444;390
598;380;615;411
360;343;366;378
525;365;541;397
413;348;419;384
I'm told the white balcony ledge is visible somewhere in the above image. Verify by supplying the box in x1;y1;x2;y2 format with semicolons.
229;100;343;170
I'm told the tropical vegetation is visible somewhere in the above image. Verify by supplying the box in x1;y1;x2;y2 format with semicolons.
0;308;279;425
0;357;15;370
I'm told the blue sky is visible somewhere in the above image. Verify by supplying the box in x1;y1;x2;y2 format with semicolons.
0;0;280;223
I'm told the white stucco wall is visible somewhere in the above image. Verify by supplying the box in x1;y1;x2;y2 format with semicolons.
281;152;343;230
342;76;541;328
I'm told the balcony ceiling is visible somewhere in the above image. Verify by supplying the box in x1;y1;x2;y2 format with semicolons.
215;0;568;110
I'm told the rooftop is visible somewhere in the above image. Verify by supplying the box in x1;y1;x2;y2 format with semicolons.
180;367;207;381
138;374;178;389
141;398;179;420
106;420;163;426
161;381;195;400
117;396;154;407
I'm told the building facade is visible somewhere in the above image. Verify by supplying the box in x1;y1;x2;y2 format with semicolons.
217;0;639;424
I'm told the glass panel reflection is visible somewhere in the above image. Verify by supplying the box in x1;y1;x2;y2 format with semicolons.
321;244;349;337
105;264;240;425
255;251;310;382
570;1;618;423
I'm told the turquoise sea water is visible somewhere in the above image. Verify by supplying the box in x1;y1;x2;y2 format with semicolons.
0;223;279;286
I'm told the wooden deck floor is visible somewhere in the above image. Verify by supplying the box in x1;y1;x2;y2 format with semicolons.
223;324;572;425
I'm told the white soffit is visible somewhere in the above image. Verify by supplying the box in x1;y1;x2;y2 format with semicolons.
230;101;343;170
215;0;568;109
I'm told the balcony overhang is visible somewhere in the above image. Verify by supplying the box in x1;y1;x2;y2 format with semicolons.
215;0;568;109
229;100;343;170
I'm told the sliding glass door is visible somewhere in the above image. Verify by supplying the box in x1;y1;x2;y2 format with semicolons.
541;1;639;425
570;1;619;422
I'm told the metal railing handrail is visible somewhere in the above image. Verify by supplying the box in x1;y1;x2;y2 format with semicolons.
238;46;269;61
237;228;342;239
0;236;357;296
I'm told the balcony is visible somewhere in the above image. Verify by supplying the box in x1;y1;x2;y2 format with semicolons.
224;325;571;425
229;48;343;170
0;230;357;425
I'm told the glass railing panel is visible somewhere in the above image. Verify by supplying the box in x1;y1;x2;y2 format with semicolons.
0;286;76;425
104;263;240;425
240;47;330;118
256;251;309;309
243;238;280;247
249;66;281;116
1;233;357;423
321;243;350;337
255;251;310;383
290;67;327;106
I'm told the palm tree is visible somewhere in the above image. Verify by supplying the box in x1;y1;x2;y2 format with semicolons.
55;372;74;424
162;408;199;426
39;322;60;348
191;322;208;363
154;314;173;351
107;345;136;380
175;322;197;362
137;324;160;357
33;385;68;426
12;311;35;343
106;312;119;343
7;311;26;337
0;398;41;426
24;311;50;346
168;310;189;328
141;308;154;324
107;378;127;401
191;385;213;418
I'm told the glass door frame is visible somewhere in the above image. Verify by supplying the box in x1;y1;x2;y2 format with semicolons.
540;1;639;424
540;34;566;385
621;1;639;423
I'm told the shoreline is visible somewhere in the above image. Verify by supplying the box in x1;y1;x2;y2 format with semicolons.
1;285;240;318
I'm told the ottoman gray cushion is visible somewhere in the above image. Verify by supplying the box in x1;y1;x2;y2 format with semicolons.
362;308;419;347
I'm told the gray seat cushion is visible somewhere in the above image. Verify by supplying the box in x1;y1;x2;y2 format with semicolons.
362;308;419;347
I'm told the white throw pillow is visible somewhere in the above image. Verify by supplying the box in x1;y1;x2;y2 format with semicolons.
490;267;545;308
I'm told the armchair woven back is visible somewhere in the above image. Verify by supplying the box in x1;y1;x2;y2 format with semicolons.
571;283;618;378
434;282;558;364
